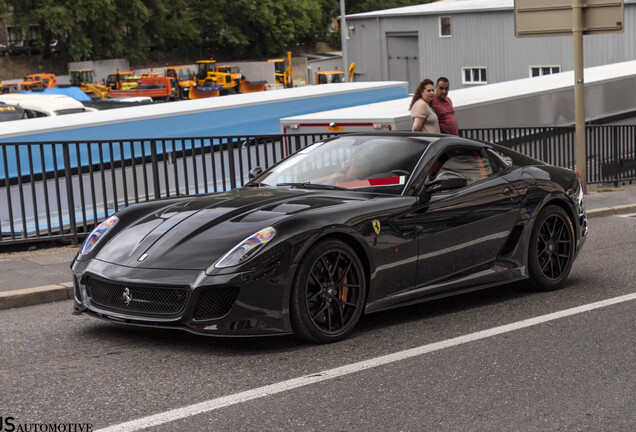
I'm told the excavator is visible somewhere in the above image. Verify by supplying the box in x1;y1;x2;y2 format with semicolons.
69;69;109;100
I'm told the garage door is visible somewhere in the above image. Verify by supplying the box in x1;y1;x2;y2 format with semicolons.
387;33;420;93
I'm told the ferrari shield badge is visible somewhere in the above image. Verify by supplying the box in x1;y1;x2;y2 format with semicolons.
372;220;381;235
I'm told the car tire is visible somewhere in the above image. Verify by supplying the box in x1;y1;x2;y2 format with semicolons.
290;239;366;343
528;205;575;291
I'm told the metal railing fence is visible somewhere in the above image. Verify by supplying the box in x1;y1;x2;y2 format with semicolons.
0;126;634;246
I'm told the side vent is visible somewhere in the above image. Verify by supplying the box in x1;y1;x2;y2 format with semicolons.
192;287;239;320
498;225;524;257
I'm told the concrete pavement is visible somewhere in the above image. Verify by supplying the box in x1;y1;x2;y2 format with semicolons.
1;185;635;310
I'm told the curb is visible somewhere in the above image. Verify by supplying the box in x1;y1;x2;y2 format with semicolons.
586;204;636;219
0;282;73;310
1;204;635;312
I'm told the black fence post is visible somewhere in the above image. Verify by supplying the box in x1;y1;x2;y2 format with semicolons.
542;131;549;164
612;127;620;186
227;139;237;189
150;140;161;200
62;143;78;245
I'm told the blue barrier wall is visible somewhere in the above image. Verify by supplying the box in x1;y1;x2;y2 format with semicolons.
20;87;92;101
0;82;407;143
0;82;409;180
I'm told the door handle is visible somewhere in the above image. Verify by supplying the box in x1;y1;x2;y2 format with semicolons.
502;186;513;195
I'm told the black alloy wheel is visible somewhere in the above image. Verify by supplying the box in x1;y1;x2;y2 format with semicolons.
291;240;366;343
528;205;575;291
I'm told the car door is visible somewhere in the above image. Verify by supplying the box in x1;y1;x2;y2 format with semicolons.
409;145;521;289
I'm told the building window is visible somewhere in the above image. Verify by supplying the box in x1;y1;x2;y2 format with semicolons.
7;27;22;44
28;26;40;42
439;16;452;37
530;66;561;77
462;67;487;84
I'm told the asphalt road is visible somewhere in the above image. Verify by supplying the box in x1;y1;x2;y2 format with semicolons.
1;213;635;431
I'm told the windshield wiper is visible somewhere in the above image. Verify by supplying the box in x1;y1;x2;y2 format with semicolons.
244;182;271;188
276;182;348;191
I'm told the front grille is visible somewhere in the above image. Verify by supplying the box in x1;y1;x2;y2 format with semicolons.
192;287;239;320
84;276;189;317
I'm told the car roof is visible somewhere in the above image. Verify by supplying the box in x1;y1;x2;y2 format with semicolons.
334;131;445;141
0;94;86;115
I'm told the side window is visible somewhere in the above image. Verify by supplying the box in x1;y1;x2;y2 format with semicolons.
485;149;509;174
429;147;492;185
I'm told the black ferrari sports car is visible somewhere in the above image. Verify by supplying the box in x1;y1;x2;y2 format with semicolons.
72;133;587;343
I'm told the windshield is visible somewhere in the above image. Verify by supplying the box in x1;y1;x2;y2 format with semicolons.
273;62;284;74
254;136;431;194
331;73;346;83
197;63;216;80
177;69;191;81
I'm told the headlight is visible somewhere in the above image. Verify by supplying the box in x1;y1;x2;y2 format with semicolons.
214;227;276;268
80;215;118;255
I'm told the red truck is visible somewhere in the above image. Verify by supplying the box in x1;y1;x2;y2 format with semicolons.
109;76;179;101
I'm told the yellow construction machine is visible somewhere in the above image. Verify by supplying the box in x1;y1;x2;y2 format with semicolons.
105;71;133;90
216;65;243;89
316;71;346;84
268;51;293;88
69;69;110;100
316;62;356;85
195;60;237;94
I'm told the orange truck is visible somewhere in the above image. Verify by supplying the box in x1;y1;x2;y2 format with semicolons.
1;81;19;94
20;73;57;91
106;71;133;90
165;66;196;99
109;76;179;100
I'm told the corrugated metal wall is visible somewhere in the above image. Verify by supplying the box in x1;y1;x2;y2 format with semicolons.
347;6;636;91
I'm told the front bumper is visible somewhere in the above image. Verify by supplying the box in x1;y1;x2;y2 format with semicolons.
71;257;295;337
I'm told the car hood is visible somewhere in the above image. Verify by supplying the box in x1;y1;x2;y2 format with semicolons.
95;187;370;270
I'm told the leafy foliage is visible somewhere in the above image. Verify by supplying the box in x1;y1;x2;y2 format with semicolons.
6;0;433;61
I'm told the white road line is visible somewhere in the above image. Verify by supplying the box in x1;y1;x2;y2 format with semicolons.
96;292;636;432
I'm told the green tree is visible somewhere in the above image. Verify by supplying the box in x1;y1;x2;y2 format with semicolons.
190;0;325;59
9;0;197;62
344;0;435;14
6;0;437;62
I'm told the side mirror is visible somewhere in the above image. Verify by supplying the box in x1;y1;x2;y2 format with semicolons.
249;166;263;180
426;171;468;193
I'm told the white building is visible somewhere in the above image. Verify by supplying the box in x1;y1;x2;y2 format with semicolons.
345;0;636;92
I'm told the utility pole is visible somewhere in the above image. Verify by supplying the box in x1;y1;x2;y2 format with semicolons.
573;0;587;193
514;0;623;194
339;0;349;74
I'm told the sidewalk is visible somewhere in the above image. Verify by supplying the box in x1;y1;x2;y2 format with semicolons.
1;185;636;310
